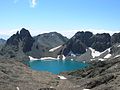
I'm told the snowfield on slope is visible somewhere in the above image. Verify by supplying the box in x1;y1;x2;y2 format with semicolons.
49;45;62;52
89;48;101;58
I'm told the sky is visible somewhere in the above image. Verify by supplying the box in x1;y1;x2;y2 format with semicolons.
0;0;120;39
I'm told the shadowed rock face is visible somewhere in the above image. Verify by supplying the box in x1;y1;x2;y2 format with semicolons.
74;31;93;47
60;32;112;56
111;32;120;45
6;28;35;53
61;31;93;56
90;33;111;52
0;28;34;62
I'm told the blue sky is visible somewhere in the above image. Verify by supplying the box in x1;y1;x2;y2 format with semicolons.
0;0;120;39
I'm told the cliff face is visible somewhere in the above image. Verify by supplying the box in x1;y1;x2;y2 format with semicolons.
0;28;35;62
111;32;120;45
6;28;34;53
90;33;111;52
59;31;112;56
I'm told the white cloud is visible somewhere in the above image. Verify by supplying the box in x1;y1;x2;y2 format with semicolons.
0;28;119;40
30;0;37;8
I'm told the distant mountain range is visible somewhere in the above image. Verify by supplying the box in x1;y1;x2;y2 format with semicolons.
0;28;120;63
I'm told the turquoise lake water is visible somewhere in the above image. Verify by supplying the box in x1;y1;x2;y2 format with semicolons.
29;60;88;74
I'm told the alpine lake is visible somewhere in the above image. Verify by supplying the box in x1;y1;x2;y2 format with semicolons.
29;59;89;74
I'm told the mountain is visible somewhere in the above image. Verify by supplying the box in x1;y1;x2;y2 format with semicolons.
58;31;120;61
60;31;93;56
27;32;68;58
0;28;34;62
0;28;68;61
1;28;120;62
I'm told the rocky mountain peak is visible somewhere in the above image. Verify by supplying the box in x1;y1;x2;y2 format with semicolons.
111;32;120;45
0;28;34;61
60;31;112;57
19;28;32;39
6;28;34;52
62;31;93;56
90;33;111;52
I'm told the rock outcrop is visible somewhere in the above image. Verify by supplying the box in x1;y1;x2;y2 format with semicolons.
61;31;93;56
111;32;120;45
0;28;34;62
90;33;111;52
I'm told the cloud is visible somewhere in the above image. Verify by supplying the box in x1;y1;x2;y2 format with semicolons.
0;28;119;40
30;0;37;8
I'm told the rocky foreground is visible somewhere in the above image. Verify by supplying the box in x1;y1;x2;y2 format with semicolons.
61;55;120;90
1;55;120;90
0;59;58;90
0;59;83;90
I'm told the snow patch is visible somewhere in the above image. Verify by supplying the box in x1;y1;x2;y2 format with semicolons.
29;56;57;61
114;55;120;58
62;55;66;60
89;48;101;58
29;56;39;61
57;55;66;60
58;75;67;80
49;45;62;52
118;45;120;47
107;48;111;52
99;58;105;61
90;59;96;61
16;87;20;90
50;86;54;88
71;58;74;61
51;34;54;36
104;54;111;58
57;55;60;59
83;89;90;90
40;57;56;60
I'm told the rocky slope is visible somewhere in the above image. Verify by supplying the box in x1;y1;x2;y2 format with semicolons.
0;59;59;90
61;43;120;90
28;32;68;58
0;38;6;50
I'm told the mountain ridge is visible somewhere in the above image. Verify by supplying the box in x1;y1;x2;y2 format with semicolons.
0;28;120;62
